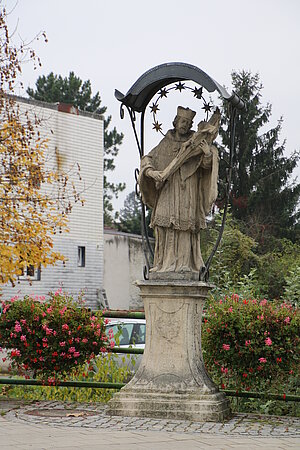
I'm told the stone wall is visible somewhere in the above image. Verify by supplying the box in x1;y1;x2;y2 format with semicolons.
103;230;151;310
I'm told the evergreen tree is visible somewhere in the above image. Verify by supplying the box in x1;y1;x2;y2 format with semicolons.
117;191;153;236
117;191;141;235
27;72;125;224
218;71;300;244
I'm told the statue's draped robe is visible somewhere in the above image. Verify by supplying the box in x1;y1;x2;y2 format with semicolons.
139;129;219;273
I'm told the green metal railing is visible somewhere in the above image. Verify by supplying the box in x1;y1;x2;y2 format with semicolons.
102;310;145;319
0;377;298;402
0;377;125;390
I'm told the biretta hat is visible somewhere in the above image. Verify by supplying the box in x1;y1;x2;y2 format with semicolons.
177;106;196;121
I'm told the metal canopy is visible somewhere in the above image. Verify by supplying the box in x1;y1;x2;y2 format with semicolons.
115;62;233;113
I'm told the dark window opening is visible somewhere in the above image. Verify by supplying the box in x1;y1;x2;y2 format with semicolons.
78;246;86;267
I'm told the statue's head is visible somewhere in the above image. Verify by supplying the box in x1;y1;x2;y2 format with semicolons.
173;106;196;136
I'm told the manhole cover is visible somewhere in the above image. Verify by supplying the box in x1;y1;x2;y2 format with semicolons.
24;409;97;418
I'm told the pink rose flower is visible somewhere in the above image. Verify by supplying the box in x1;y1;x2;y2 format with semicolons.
14;322;22;333
222;344;230;351
259;357;267;363
59;307;67;316
108;328;114;338
265;337;272;346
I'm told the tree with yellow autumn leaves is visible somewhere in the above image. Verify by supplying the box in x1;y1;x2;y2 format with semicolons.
0;6;82;285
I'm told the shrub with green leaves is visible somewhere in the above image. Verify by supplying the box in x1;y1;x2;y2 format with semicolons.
283;265;300;307
202;295;299;394
0;291;112;382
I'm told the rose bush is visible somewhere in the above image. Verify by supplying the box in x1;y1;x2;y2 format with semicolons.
0;290;113;382
202;294;299;395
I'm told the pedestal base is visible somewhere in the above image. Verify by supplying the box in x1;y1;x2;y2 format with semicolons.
108;280;231;422
109;390;230;422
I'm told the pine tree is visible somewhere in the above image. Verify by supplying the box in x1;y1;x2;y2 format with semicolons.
117;191;141;235
116;191;153;236
27;72;125;224
218;71;300;244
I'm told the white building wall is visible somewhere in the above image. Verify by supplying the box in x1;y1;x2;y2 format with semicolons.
1;98;104;309
103;230;148;310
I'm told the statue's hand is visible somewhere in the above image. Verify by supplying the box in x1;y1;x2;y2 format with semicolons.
199;139;211;156
146;169;163;183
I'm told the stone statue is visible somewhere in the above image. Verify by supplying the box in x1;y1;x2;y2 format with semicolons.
139;106;220;277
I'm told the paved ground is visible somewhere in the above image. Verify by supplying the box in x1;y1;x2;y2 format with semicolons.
0;399;299;449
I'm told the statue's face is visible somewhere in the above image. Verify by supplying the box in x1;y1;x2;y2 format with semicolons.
176;117;192;136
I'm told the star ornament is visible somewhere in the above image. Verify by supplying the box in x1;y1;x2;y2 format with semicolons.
152;121;163;132
158;88;168;98
175;82;185;92
192;86;203;99
150;103;159;114
202;102;213;113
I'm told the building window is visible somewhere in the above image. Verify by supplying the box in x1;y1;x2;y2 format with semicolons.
78;246;86;267
19;265;41;281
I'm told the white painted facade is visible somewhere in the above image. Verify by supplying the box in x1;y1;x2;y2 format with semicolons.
1;97;104;309
103;230;150;310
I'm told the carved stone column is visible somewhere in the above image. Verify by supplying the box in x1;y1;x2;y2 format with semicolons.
108;280;231;422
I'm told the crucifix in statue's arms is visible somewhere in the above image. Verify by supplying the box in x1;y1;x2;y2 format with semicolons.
159;107;221;184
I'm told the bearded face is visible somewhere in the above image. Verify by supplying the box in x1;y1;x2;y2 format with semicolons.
175;117;192;136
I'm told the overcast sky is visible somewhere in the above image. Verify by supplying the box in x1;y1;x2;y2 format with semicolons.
7;0;300;211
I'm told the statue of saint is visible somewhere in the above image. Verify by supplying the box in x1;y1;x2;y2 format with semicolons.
139;106;220;277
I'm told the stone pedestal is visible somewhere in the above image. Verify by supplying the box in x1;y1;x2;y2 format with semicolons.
108;280;231;422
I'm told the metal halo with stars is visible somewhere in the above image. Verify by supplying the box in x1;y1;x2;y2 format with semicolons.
149;82;214;135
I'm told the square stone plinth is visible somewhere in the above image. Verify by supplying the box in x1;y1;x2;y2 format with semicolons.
108;280;231;422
